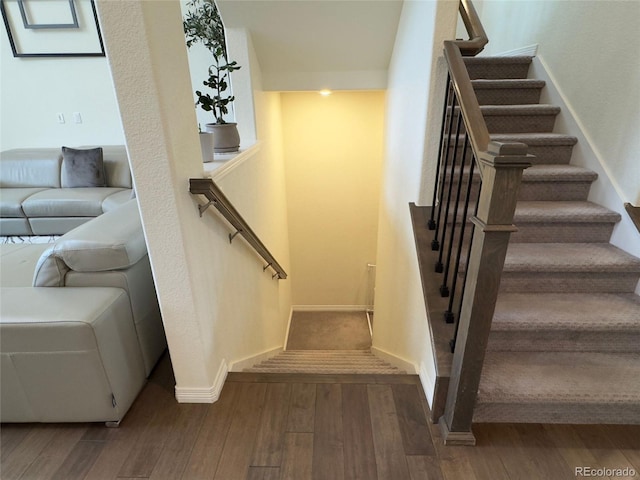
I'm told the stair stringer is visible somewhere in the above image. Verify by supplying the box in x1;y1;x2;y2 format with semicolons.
529;56;640;293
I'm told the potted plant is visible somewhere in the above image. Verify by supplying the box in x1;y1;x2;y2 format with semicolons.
184;0;241;153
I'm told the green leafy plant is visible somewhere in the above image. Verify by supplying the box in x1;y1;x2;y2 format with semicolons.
183;0;240;125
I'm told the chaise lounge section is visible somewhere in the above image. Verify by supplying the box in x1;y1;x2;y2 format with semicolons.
0;198;166;424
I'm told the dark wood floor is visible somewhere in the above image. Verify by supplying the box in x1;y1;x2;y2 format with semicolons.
2;353;639;480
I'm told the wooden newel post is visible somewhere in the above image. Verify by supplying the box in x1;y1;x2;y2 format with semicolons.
439;141;531;445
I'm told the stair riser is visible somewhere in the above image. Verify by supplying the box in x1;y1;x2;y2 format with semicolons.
474;88;542;106
473;403;640;424
498;272;640;293
488;331;640;353
446;144;574;165
510;223;615;243
464;63;531;80
446;110;559;134
518;182;591;201
484;115;557;134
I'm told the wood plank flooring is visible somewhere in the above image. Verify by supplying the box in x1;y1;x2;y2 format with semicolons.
2;353;639;480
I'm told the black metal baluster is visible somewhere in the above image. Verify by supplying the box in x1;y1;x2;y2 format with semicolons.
428;74;452;231
444;139;473;323
432;93;458;252
450;157;482;352
435;105;463;277
440;133;470;300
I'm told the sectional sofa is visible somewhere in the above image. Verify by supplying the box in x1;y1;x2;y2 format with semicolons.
0;146;166;424
0;146;133;236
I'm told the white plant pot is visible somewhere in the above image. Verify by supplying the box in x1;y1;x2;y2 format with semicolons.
199;132;215;163
205;122;240;153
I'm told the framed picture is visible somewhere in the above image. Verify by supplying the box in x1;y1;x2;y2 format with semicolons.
1;0;105;57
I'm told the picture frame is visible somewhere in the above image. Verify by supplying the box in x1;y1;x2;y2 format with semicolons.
1;0;105;57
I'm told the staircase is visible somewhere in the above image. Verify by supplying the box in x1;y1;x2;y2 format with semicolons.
245;349;404;375
448;56;640;424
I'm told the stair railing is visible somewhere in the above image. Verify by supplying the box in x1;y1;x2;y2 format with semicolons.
430;0;532;445
189;177;287;280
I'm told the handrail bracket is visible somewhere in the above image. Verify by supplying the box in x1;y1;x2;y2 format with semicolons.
189;177;288;280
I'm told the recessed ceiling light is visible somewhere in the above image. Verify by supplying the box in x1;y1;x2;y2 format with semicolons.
319;89;332;96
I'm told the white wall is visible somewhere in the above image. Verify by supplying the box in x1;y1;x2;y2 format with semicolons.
0;12;124;150
280;91;385;308
372;0;458;400
477;0;640;205
97;0;291;401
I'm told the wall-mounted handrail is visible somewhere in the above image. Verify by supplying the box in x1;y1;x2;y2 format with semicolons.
189;178;287;280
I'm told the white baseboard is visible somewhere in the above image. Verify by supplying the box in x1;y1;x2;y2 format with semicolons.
419;361;437;410
228;346;283;372
292;305;368;312
175;358;228;403
284;308;293;350
370;346;417;374
494;44;538;57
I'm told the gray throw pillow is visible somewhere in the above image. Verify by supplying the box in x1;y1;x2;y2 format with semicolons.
61;147;107;188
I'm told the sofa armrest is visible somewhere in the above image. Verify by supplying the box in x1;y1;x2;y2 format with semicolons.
33;200;147;286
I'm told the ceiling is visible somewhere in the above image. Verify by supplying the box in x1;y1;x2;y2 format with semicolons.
216;0;404;91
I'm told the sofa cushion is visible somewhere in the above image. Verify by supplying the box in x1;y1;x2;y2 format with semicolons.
80;145;132;189
0;149;62;188
0;218;32;236
29;217;93;236
0;188;46;217
21;187;127;217
0;244;49;287
61;147;106;188
102;189;135;212
33;200;146;286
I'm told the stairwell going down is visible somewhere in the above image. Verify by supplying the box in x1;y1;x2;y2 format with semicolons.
245;311;404;375
432;56;640;424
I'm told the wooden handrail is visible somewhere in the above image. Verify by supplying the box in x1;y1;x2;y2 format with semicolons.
436;0;531;446
443;41;491;167
189;178;287;280
624;203;640;234
455;0;488;56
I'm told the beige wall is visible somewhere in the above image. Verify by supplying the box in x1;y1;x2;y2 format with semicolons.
477;0;640;204
372;0;458;397
280;91;384;307
0;20;124;150
98;0;291;401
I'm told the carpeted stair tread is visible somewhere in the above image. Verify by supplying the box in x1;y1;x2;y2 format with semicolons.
490;132;578;146
492;293;640;331
475;352;640;424
513;201;620;224
479;351;640;403
446;164;597;184
522;164;597;182
503;243;640;273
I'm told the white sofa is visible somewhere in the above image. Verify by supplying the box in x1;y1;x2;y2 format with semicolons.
0;146;133;236
0;200;166;424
